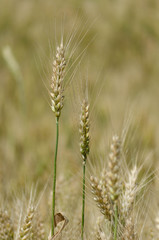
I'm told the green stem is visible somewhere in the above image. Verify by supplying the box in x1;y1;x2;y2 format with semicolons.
114;205;118;240
52;117;59;236
82;159;86;240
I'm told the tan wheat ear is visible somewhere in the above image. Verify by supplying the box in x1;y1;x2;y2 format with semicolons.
79;99;90;162
107;135;121;240
90;175;111;220
0;209;14;240
50;42;66;118
79;98;90;240
122;217;137;240
18;206;34;240
107;135;121;203
155;210;159;239
121;165;138;220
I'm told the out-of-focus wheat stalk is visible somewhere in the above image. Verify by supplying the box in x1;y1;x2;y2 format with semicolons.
79;99;90;240
2;45;25;113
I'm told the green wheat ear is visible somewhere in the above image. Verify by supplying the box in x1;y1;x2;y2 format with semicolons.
79;99;90;240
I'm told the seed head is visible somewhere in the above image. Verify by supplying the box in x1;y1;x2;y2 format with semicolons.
50;43;66;118
90;175;111;220
107;135;121;203
122;217;137;240
155;211;159;238
121;166;138;219
19;206;34;240
79;99;90;162
0;209;14;240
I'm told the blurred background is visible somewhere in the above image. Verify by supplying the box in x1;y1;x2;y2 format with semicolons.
0;0;159;210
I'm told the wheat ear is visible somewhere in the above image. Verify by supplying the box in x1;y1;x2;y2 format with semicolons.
0;209;14;240
50;41;66;236
90;172;111;221
79;99;90;240
107;135;121;240
121;166;138;220
18;206;34;240
155;211;159;239
122;217;137;240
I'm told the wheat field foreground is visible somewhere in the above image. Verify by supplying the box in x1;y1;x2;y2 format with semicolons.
1;0;159;240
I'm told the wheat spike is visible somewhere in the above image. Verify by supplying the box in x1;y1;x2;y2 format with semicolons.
0;209;14;240
122;217;137;240
155;211;159;239
79;99;90;162
90;175;111;220
50;42;66;118
149;228;154;240
19;206;34;240
100;169;111;211
107;135;121;203
121;166;138;219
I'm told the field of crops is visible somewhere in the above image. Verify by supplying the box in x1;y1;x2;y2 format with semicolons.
1;0;159;239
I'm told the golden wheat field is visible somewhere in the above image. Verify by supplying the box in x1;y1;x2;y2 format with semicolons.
1;0;159;239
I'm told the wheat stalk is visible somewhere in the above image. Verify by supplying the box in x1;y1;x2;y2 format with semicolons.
50;41;66;236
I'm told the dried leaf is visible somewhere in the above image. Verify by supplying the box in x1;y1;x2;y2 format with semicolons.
50;212;69;240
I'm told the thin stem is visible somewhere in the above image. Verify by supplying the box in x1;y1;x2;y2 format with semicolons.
52;117;59;236
82;159;86;240
114;205;118;240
